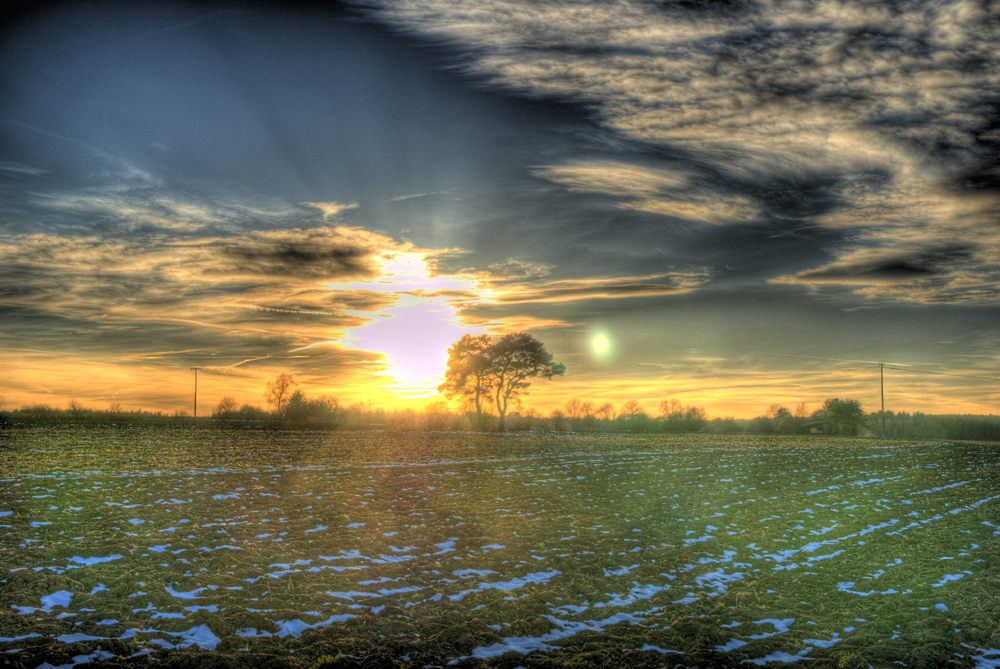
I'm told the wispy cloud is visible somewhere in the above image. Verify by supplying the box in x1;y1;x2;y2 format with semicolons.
304;201;359;219
533;160;759;224
491;270;711;304
364;0;1000;303
0;162;50;177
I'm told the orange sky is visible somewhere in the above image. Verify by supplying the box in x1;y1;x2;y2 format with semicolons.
3;232;994;419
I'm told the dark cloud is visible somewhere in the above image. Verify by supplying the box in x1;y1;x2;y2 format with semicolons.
220;242;374;278
790;248;974;283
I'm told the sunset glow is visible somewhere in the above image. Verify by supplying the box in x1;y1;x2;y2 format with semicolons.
316;252;492;396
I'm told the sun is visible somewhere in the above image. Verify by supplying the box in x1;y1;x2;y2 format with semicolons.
314;251;494;396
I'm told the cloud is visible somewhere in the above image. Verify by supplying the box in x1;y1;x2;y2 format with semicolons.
534;159;759;224
0;162;50;177
771;241;1000;304
485;257;556;279
0;227;410;323
364;0;1000;303
213;228;386;279
492;270;711;304
304;201;359;219
20;189;328;235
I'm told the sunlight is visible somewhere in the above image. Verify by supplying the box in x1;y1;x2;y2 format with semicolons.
323;252;493;395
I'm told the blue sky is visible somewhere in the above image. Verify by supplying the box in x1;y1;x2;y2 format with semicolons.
1;1;998;417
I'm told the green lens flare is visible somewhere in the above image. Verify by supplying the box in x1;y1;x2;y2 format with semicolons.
592;333;610;357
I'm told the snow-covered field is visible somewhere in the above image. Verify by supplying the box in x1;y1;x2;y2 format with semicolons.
1;429;999;668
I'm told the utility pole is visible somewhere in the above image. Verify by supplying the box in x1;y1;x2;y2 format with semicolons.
879;363;885;439
191;368;202;418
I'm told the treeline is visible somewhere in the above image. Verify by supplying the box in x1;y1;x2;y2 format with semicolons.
875;411;1000;441
3;389;998;441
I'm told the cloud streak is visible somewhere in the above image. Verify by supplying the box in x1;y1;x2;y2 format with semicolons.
364;0;1000;303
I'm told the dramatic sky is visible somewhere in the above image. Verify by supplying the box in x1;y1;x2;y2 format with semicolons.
2;0;998;418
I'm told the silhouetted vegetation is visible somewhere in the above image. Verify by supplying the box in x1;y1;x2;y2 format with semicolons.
439;332;565;431
3;391;997;441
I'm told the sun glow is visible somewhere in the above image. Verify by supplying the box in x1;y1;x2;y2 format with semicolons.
590;332;613;362
320;252;493;395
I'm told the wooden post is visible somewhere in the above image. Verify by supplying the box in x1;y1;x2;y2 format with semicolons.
191;367;202;418
880;363;885;439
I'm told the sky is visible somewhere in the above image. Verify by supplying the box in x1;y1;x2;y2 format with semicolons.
1;0;998;419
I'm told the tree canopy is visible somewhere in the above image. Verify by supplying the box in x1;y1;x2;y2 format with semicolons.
439;332;564;431
437;334;496;429
817;397;866;435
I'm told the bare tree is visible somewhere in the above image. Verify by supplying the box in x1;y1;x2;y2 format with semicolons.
764;403;791;420
264;374;297;415
659;398;683;418
620;399;645;420
214;395;239;416
67;398;83;416
108;401;124;413
685;406;708;422
596;402;616;421
565;398;583;419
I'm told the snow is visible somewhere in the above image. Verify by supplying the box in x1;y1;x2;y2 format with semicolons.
66;554;122;565
40;591;73;610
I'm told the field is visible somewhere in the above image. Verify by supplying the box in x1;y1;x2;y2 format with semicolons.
1;428;999;669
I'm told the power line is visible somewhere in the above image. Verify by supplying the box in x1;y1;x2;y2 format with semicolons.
760;352;911;366
883;366;1000;382
761;352;998;382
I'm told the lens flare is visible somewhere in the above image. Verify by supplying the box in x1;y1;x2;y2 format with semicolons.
592;333;612;360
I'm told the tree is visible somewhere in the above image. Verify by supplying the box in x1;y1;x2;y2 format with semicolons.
488;333;565;431
684;405;708;431
764;403;791;420
214;395;239;417
108;401;124;414
596;402;616;421
67;398;83;417
264;373;297;415
817;398;866;436
659;398;683;419
438;334;495;430
565;398;583;419
620;399;646;420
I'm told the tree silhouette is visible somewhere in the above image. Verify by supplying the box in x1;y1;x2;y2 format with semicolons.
565;398;583;419
439;332;564;431
489;333;564;431
438;334;496;430
596;402;616;421
619;399;645;420
214;395;239;416
264;373;297;415
817;398;866;435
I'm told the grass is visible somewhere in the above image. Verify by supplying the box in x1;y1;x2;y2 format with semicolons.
0;428;998;668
